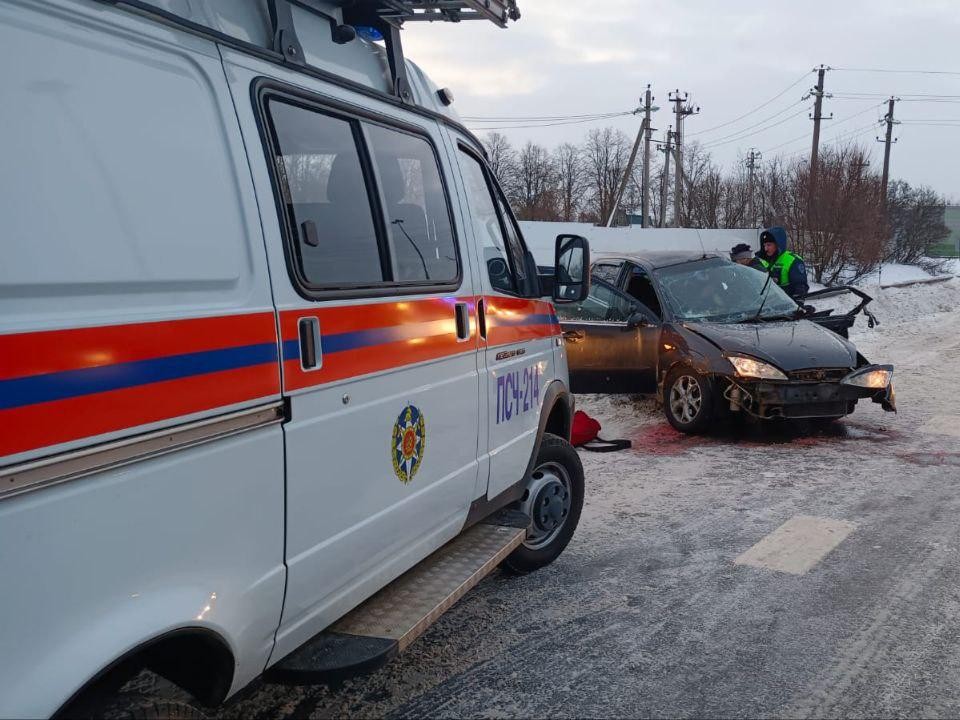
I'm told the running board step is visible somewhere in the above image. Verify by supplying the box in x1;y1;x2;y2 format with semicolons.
267;521;526;684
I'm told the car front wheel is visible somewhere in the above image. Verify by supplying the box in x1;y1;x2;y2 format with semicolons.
664;367;715;434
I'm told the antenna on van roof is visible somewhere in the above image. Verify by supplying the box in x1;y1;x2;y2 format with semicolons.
338;1;521;102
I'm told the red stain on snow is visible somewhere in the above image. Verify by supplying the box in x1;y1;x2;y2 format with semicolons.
629;423;714;455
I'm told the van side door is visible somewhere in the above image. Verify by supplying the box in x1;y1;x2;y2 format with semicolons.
452;143;559;501
223;57;482;662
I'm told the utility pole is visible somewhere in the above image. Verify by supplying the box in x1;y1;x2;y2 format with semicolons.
641;85;654;227
669;90;699;227
745;148;762;226
605;101;646;227
606;88;658;227
877;96;899;205
656;127;673;228
807;65;832;191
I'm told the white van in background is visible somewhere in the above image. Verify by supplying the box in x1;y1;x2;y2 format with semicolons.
0;1;590;716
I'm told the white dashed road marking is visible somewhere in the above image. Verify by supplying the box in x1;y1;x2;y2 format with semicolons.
735;515;858;575
918;415;960;438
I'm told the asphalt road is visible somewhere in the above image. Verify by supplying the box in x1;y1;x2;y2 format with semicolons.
225;284;960;719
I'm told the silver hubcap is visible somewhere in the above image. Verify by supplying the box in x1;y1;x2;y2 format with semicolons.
670;374;703;425
520;461;573;550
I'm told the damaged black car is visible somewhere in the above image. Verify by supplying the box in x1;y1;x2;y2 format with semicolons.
556;252;896;434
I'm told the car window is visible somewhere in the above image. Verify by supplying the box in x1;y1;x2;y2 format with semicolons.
366;125;458;283
555;277;639;323
458;149;523;295
267;100;383;286
625;266;664;318
593;262;622;285
656;258;798;322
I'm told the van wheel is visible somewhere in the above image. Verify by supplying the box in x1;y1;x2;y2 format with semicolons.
664;367;714;434
85;694;207;720
502;433;584;574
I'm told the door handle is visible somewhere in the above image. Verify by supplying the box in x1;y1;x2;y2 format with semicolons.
454;302;470;342
477;298;487;340
563;329;585;343
298;317;321;370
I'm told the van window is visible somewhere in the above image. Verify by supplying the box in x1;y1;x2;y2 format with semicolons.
267;100;383;286
366;125;457;283
458;150;520;294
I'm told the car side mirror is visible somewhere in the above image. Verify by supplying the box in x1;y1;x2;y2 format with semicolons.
553;234;590;304
626;310;654;329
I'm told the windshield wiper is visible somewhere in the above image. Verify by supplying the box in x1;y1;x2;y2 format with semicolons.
748;271;774;323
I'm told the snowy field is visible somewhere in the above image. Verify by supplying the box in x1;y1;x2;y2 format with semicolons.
227;278;960;719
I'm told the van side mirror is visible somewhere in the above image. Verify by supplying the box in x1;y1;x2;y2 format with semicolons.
553;234;590;304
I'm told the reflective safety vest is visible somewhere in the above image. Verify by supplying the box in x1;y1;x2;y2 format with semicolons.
758;251;800;288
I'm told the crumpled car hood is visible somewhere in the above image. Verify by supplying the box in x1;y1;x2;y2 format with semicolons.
682;319;858;372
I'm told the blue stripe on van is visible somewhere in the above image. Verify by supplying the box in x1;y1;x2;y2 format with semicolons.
0;343;279;411
489;313;558;327
281;324;447;362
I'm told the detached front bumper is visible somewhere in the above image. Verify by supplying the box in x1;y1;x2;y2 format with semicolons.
726;365;896;419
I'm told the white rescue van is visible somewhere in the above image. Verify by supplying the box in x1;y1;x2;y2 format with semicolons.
0;0;591;716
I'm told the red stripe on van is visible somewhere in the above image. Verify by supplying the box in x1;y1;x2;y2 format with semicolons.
0;312;278;381
0;364;279;458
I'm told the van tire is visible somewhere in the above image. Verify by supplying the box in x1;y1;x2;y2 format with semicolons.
85;694;208;720
502;433;584;574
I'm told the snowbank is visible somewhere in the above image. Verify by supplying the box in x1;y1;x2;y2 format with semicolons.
518;221;757;265
854;276;960;328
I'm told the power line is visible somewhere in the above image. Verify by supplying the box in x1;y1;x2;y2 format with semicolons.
773;120;879;158
833;66;960;76
467;112;634;130
463;110;633;121
687;69;811;135
833;92;960;99
692;99;806;145
700;106;809;149
898;121;960;127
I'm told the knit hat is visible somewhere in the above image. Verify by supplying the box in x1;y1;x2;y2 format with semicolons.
730;243;753;262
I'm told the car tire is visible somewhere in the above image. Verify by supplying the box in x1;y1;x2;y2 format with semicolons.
664;367;715;434
502;433;584;574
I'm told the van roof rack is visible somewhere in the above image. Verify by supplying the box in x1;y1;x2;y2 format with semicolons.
364;1;521;28
284;0;521;102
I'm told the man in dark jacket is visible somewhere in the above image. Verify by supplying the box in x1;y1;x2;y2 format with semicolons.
730;243;766;271
755;226;809;299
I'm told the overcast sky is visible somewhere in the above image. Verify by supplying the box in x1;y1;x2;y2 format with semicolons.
404;0;960;200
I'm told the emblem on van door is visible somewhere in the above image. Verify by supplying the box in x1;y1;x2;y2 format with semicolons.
392;404;426;484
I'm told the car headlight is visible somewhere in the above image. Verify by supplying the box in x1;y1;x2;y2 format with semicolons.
726;354;788;381
842;365;893;389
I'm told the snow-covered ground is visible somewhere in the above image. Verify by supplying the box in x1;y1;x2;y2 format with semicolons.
229;278;960;719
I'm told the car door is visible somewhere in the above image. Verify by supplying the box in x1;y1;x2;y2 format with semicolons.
225;58;482;660
555;278;656;394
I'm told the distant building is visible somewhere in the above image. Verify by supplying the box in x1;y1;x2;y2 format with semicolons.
944;205;960;255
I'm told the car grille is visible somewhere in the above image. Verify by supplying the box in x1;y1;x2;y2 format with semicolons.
789;368;850;383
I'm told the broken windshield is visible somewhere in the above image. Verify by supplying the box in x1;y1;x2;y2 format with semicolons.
655;258;799;323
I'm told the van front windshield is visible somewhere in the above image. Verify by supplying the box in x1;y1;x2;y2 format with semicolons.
655;258;799;323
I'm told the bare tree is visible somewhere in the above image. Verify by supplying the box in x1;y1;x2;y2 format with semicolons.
886;180;951;272
554;142;585;222
482;132;516;189
582;127;631;224
512;141;558;221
